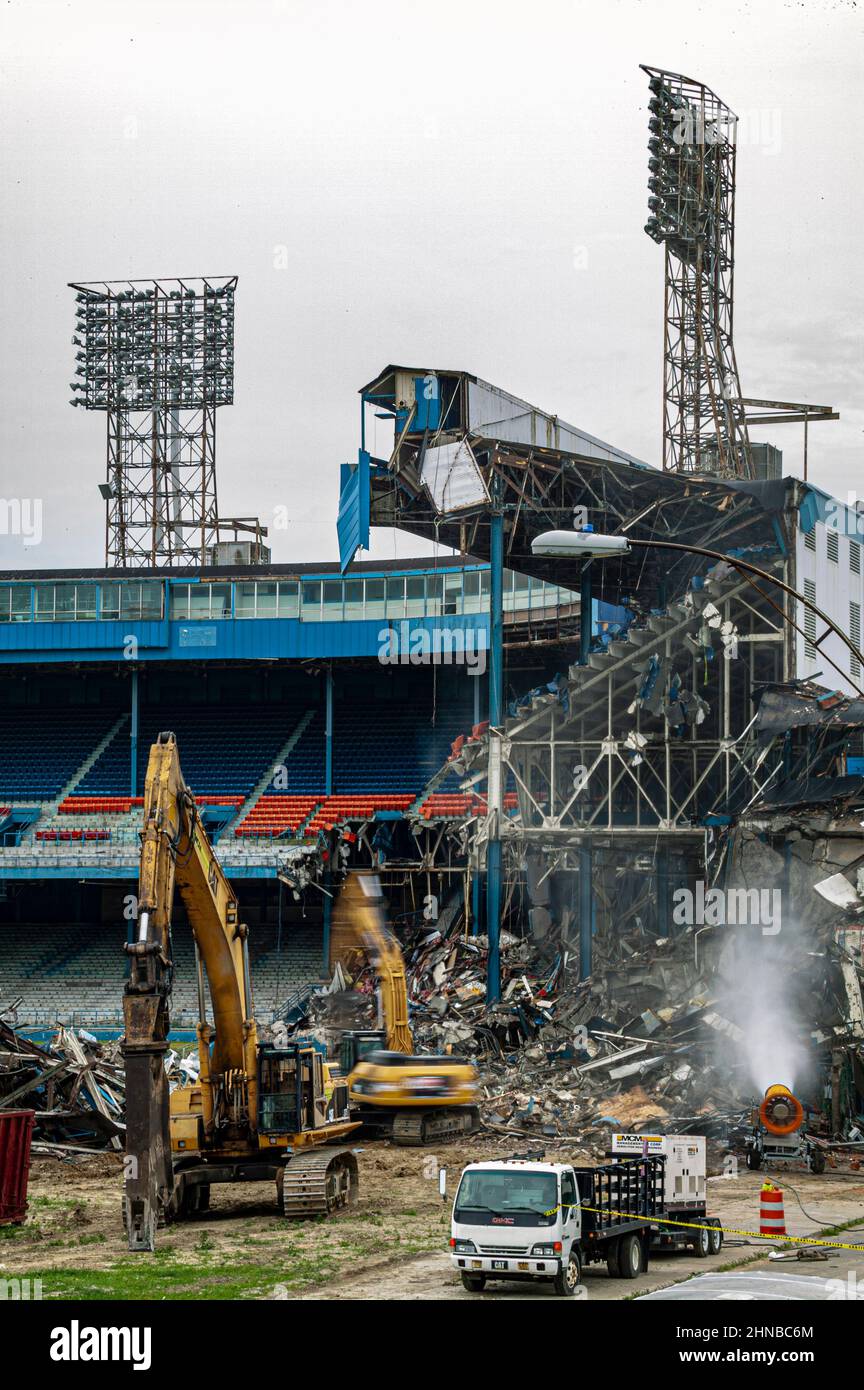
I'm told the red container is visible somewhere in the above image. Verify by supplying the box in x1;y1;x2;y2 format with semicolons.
0;1109;35;1224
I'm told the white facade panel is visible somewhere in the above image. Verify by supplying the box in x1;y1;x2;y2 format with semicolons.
795;520;864;697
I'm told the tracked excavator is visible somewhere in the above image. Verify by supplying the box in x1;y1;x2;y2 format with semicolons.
334;872;479;1146
122;733;360;1252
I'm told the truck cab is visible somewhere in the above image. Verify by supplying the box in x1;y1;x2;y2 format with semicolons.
450;1159;583;1296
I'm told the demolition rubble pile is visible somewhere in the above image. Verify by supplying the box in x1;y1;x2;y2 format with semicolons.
401;918;749;1144
0;1016;125;1154
400;906;864;1145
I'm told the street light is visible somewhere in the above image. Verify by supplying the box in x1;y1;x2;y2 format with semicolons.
531;528;630;559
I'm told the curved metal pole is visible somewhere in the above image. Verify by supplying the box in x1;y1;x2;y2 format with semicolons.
624;537;864;700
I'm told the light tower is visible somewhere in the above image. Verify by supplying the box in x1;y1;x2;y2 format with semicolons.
69;276;237;567
641;67;753;479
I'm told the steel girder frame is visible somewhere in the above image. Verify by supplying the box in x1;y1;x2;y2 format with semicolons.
370;442;788;614
457;566;787;953
502;596;785;835
106;404;219;567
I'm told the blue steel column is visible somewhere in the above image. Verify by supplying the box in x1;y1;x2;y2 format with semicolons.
580;561;593;665
322;664;334;972
485;498;504;1002
130;667;139;797
324;664;334;796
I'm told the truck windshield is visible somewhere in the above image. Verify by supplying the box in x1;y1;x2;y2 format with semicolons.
455;1170;558;1227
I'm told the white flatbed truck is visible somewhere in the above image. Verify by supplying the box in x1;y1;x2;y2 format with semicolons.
450;1139;721;1296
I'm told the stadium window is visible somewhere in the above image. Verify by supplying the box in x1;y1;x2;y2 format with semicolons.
255;582;277;618
851;541;861;577
425;574;443;616
11;586;30;621
364;578;385;618
54;583;76;619
0;585;30;623
406;575;425;617
33;583;55;621
804;527;816;553
385;576;406;618
803;579;817;661
851;601;862;680
235;582;256;618
480;569;490;599
75;584;97;620
188;585;211;620
301;580;323;621
511;571;529;613
169;585;191;621
827;530;839;564
344;579;363;620
322;579;344;619
277;581;299;618
208;584;232;619
443;572;462;615
140;581;163;620
462;571;482;614
100;582;121;621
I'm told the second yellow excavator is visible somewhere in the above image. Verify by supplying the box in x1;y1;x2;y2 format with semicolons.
332;872;479;1146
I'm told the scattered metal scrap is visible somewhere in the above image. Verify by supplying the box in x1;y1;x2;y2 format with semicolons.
0;1016;124;1153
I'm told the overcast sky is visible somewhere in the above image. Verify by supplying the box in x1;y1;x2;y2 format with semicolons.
0;0;861;570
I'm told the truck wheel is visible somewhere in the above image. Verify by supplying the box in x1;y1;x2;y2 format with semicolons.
693;1224;711;1258
553;1247;582;1296
618;1233;643;1280
461;1273;486;1293
606;1239;621;1277
708;1222;723;1255
746;1148;762;1171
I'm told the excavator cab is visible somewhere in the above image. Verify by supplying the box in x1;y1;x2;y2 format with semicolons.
339;1030;386;1074
257;1041;350;1135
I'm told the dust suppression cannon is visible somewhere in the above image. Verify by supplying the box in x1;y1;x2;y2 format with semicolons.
745;1084;825;1175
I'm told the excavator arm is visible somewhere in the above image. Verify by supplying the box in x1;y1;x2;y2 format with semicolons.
331;872;414;1054
123;732;258;1250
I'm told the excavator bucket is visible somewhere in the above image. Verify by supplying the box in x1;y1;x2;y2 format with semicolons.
122;1048;173;1251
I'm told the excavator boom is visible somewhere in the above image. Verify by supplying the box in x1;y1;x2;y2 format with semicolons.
123;732;258;1250
331;872;413;1053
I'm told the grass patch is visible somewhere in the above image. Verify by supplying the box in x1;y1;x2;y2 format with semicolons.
32;1250;343;1301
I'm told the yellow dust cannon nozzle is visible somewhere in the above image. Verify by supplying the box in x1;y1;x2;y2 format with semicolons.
759;1083;804;1137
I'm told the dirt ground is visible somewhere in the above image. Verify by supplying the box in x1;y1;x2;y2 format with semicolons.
4;1137;864;1300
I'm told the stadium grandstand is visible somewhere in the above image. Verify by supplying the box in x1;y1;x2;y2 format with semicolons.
0;555;600;1032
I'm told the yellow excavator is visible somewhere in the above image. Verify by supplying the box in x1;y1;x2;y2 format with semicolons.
333;872;479;1146
122;733;360;1252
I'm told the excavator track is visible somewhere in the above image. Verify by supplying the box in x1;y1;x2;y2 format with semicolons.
392;1107;479;1147
280;1148;359;1218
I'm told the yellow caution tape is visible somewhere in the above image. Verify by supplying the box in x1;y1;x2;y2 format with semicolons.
577;1203;864;1252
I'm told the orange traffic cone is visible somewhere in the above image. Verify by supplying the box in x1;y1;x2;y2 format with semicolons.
759;1180;786;1237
